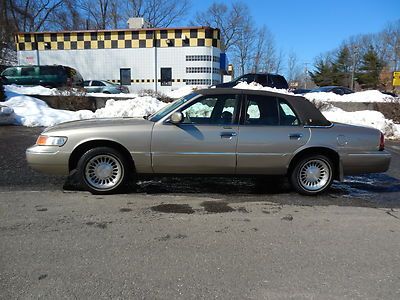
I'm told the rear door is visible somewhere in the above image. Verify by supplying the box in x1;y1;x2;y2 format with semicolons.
236;94;310;174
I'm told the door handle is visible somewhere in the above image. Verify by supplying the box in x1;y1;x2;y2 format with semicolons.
289;133;303;140
220;132;237;139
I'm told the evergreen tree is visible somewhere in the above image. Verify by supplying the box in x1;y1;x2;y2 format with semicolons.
357;46;385;89
332;46;352;87
0;79;5;102
309;58;335;86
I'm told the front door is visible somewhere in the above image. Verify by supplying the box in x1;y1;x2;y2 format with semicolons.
151;94;240;174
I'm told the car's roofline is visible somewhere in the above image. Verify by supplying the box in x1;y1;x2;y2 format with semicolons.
194;88;331;127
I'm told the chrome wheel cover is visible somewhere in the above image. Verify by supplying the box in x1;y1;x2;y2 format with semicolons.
85;154;123;191
298;159;331;191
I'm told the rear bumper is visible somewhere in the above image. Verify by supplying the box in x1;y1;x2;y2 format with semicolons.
26;145;70;175
341;151;391;176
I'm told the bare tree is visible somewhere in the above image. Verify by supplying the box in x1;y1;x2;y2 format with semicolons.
8;0;64;32
124;0;190;28
234;22;256;75
287;51;300;82
79;0;119;30
252;26;267;72
194;1;248;52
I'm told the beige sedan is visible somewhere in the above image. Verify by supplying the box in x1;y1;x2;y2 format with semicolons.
26;88;391;195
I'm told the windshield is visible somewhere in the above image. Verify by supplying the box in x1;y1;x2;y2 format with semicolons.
148;92;198;122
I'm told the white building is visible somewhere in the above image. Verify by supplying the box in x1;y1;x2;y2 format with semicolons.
15;23;226;93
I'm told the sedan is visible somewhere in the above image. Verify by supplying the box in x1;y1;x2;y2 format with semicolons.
26;88;391;195
83;80;129;94
309;86;354;95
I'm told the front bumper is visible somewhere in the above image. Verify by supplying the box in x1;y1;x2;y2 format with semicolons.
341;150;391;176
26;145;70;175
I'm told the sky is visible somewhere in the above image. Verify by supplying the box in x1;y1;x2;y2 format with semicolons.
190;0;400;71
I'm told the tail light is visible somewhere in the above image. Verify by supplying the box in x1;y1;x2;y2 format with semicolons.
379;132;385;151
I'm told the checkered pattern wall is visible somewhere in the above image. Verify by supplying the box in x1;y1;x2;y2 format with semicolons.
16;28;221;51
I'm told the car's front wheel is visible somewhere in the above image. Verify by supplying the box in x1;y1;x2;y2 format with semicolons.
290;155;334;195
77;147;129;194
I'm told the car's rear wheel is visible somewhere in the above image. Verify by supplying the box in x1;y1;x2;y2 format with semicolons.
290;155;333;195
77;147;128;194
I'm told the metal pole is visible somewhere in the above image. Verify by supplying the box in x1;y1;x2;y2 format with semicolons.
350;46;358;90
154;30;158;93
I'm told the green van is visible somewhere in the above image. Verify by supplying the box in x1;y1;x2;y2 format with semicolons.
1;65;84;88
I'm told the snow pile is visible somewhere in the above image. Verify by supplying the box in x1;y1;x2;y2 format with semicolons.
321;106;400;139
165;86;196;99
5;85;139;98
233;81;293;95
3;92;92;127
5;84;57;95
0;104;15;125
93;97;166;118
304;90;398;103
2;89;167;127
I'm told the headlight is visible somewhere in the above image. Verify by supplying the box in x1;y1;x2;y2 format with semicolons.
36;135;67;146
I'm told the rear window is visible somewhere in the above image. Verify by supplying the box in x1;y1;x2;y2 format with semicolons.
2;68;18;76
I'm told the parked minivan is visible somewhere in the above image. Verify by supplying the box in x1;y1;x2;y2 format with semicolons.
1;65;84;88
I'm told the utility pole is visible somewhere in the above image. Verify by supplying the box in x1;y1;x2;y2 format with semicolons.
350;45;358;90
304;62;309;89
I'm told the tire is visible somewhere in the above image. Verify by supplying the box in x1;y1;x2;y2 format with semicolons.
76;147;129;194
290;155;334;195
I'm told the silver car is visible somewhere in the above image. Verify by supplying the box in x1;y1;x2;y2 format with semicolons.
26;88;391;195
83;80;129;94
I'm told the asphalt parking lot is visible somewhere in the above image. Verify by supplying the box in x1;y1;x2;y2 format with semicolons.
1;126;400;299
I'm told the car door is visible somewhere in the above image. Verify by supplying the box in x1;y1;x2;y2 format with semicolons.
91;80;106;92
151;93;240;174
236;94;310;175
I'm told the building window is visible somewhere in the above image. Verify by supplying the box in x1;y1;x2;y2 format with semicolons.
186;55;220;62
161;68;172;86
186;67;220;74
120;68;131;85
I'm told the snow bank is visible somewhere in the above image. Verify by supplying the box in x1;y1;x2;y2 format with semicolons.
3;91;93;127
233;81;293;95
2;89;166;127
165;86;196;99
5;85;139;98
93;97;166;118
5;85;57;96
321;106;400;139
304;90;398;103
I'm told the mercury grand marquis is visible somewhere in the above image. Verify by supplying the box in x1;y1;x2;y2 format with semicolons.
26;88;391;195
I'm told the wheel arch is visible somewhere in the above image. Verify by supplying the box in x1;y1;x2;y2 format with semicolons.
69;139;135;173
288;147;341;180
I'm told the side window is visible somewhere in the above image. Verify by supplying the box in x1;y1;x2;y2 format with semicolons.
161;67;172;86
83;81;90;86
181;95;238;125
278;99;299;126
40;66;55;76
21;67;36;76
237;74;255;84
92;80;105;86
244;95;279;125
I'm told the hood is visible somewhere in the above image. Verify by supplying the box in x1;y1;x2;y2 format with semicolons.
44;117;152;133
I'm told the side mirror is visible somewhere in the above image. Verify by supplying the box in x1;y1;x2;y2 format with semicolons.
170;112;183;124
